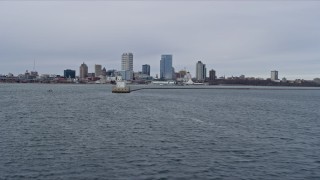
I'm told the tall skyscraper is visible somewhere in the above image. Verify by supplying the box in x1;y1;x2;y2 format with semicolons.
209;69;216;81
79;62;88;79
160;55;173;80
271;70;279;81
95;64;102;77
121;53;133;71
196;61;206;81
142;64;150;76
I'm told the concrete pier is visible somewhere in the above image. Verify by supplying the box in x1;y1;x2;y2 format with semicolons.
112;86;130;93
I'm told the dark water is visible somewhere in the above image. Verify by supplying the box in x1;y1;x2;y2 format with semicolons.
0;84;320;179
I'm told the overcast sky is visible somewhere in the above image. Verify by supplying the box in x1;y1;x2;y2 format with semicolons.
0;1;319;79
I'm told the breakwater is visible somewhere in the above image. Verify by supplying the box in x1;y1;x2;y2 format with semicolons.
129;85;320;92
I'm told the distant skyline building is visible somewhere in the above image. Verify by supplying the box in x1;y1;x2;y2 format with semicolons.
142;64;150;76
196;61;206;81
106;69;116;77
101;67;107;76
271;70;279;81
172;67;176;80
87;73;95;78
95;64;102;77
64;69;76;78
160;54;173;80
209;69;216;81
119;70;133;81
79;62;88;79
177;69;187;79
121;53;133;71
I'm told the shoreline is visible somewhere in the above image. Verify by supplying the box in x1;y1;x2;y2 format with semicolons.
2;83;320;90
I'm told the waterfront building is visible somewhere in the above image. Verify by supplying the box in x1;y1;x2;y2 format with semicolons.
134;72;152;81
106;69;116;77
142;64;150;76
160;54;173;80
172;67;176;80
196;61;206;82
185;72;194;85
209;69;216;81
30;71;38;77
64;69;76;79
79;62;88;79
119;70;133;81
101;67;107;76
95;64;102;77
175;70;187;82
121;53;133;71
178;70;187;79
271;70;279;81
87;73;95;78
24;70;30;79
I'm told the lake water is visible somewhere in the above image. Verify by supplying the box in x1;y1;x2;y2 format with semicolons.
0;84;320;179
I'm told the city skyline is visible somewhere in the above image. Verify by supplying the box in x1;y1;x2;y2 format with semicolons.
0;52;317;81
0;1;319;80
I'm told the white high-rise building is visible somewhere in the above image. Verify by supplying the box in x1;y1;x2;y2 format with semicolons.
95;64;102;77
121;53;133;71
271;70;279;81
196;61;206;81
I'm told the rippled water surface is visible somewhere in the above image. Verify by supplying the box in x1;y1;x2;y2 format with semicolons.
1;84;320;179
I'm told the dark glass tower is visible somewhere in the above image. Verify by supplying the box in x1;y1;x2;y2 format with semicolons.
160;55;173;80
142;64;150;76
64;69;76;78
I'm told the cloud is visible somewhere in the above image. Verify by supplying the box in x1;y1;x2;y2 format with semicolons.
0;1;319;79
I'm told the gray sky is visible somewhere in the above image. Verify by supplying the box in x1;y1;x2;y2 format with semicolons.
0;1;319;79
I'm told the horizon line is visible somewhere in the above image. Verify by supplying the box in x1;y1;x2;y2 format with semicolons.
1;0;320;2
